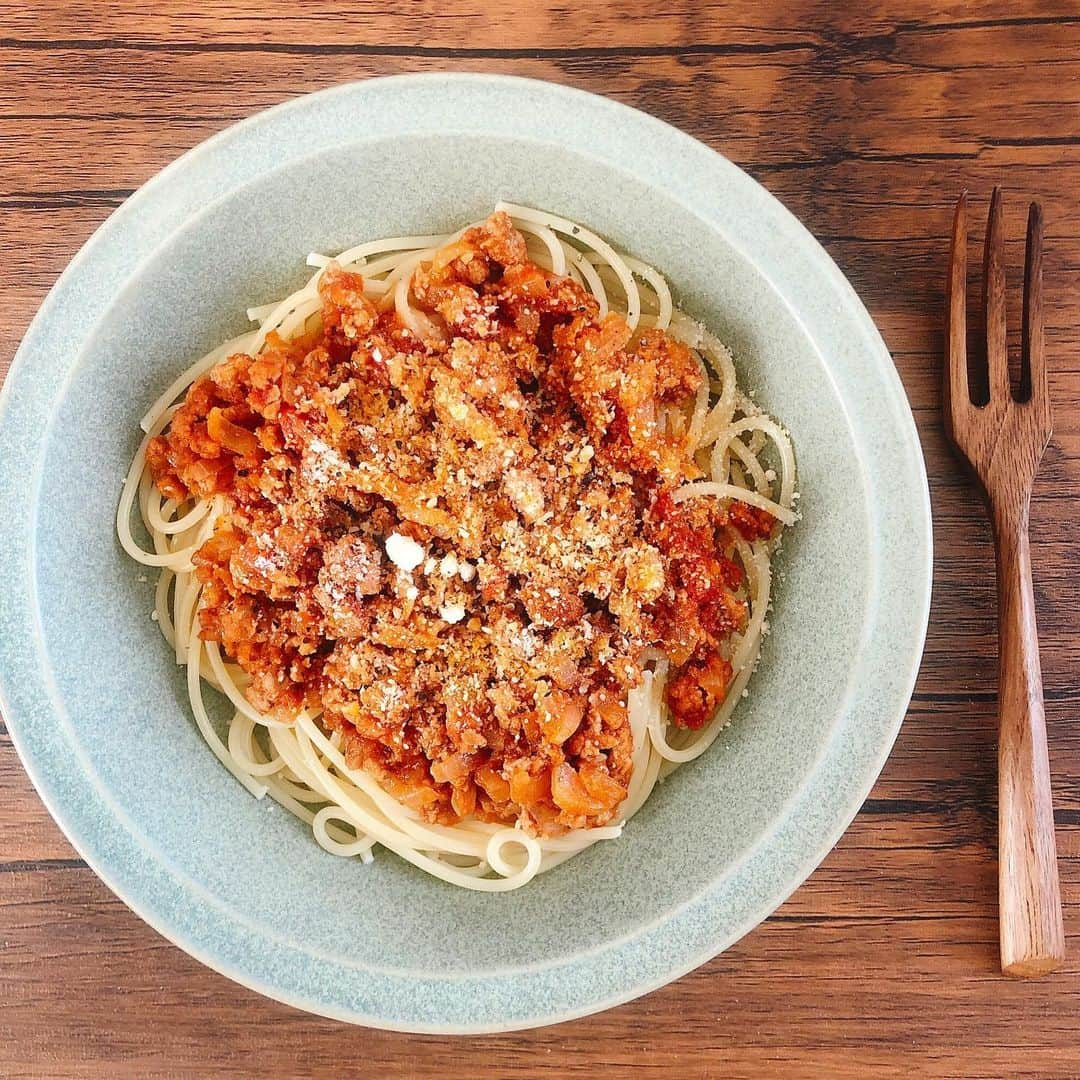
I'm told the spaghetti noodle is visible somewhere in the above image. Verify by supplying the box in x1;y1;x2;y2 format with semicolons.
117;204;796;891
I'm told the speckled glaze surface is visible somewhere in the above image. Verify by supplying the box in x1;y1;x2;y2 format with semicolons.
0;74;931;1033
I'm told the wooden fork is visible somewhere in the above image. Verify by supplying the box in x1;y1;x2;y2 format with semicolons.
945;188;1064;977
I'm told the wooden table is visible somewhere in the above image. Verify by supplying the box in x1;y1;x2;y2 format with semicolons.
2;3;1077;1076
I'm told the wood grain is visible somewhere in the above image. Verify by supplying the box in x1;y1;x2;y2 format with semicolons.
1;2;1079;1076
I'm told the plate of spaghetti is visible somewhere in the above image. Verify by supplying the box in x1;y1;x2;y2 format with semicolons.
0;75;931;1031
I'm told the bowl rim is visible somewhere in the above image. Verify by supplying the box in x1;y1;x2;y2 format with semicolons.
0;72;932;1032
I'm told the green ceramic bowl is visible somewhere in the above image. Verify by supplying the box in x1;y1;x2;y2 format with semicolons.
0;74;931;1032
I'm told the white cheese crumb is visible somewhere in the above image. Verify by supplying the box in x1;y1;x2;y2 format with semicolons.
405;585;419;601
439;602;466;624
150;611;159;622
439;552;459;578
385;532;425;572
458;561;476;582
423;557;437;575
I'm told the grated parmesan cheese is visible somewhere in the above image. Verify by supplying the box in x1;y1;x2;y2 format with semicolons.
385;532;425;572
439;602;467;624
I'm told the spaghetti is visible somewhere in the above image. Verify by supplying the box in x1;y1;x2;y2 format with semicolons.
117;204;796;891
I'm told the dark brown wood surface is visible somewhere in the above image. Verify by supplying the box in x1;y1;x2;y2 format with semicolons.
1;3;1078;1076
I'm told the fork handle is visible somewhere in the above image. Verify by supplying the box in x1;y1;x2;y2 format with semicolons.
992;499;1064;976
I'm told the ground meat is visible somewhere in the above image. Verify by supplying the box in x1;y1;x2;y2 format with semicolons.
728;500;776;541
148;212;760;835
666;649;734;730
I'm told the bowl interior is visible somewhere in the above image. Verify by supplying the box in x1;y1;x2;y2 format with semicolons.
32;132;869;976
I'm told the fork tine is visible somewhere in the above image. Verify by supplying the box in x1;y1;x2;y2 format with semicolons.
1021;201;1048;412
984;186;1009;401
945;191;969;425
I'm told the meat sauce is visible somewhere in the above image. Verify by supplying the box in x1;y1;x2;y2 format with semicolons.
147;212;774;835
